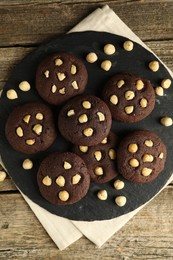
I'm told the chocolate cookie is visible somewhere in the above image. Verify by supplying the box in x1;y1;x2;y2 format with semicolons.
102;73;155;122
73;132;119;183
117;130;167;183
5;102;57;154
35;52;88;105
58;95;112;146
37;152;90;205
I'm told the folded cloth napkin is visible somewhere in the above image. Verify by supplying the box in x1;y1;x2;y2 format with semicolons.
1;5;173;250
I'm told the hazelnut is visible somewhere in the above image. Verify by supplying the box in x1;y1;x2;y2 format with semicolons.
42;176;52;186
136;80;144;90
71;65;77;75
149;61;159;72
83;128;93;137
82;101;91;109
161;79;172;89
97;112;105;122
72;174;81;185
22;159;33;170
101;60;112;71
160;116;173;127
113;180;124;190
16;126;24;137
67;109;75;117
58;190;69;201
71;81;79;90
159;153;164;159
129;158;139;168
19;81;31;92
144;140;153;147
115;196;127;207
0;171;7;182
117;80;125;88
79;146;88;153
86;52;98;63
123;40;134;51
44;70;49;78
101;137;107;144
57;72;66;81
108;149;116;160
55;58;63;66
33;124;43;135
36;113;43;120
23;114;31;124
94;151;102;161
6;89;18;100
142;154;154;163
125;106;134;114
110;95;118;105
141;167;152;176
97;190;108;200
51;85;57;93
94;166;104;176
78;114;88;123
63;161;72;170
140;98;148;108
56;176;65;187
125;90;135;100
59;87;65;95
103;44;116;55
26;139;35;145
155;86;164;96
128;143;138;153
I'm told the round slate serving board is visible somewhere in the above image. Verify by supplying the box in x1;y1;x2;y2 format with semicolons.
0;31;173;221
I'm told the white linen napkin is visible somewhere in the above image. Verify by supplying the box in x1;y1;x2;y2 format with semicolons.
1;5;173;250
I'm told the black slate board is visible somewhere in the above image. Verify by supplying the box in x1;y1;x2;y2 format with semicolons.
0;31;173;221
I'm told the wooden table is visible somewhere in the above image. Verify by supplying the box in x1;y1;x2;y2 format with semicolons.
0;1;173;259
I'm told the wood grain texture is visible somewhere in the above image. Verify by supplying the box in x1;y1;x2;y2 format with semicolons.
0;187;173;259
0;0;173;258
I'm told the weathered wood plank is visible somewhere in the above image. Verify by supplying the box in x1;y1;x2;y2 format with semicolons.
0;1;172;46
0;187;172;259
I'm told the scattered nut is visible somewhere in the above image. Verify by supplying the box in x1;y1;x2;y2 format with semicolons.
140;98;148;108
78;114;88;123
82;101;91;109
97;190;108;200
63;161;72;170
113;180;124;190
33;124;43;135
149;61;159;72
36;113;43;120
161;78;172;89
128;143;138;153
160;116;173;127
59;87;65;95
123;40;134;51
72;174;81;185
155;86;164;96
97;112;105;122
19;81;31;92
94;151;102;161
42;176;52;186
115;196;127;207
125;105;134;114
26;139;35;145
56;175;65;187
58;190;69;201
22;159;33;170
142;154;154;162
117;80;125;88
86;52;98;63
136;80;144;90
141;167;152;176
79;146;88;153
101;60;112;71
57;72;66;81
101;137;107;144
0;171;7;182
125;90;135;100
129;158;139;168
44;70;49;78
55;58;63;66
144;140;154;147
110;95;118;105
6;89;18;100
83;128;93;137
16;126;24;137
104;44;116;55
67;109;75;117
72;81;79;90
51;84;57;93
159;152;164;159
108;149;116;160
94;166;104;176
71;64;77;75
23;114;31;124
